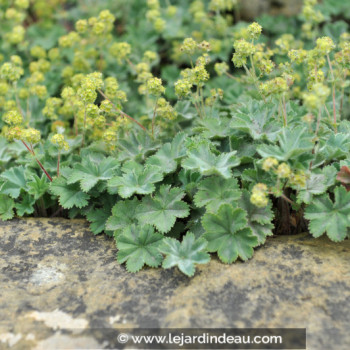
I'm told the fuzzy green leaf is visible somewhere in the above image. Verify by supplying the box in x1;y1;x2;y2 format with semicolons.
194;176;241;212
117;224;163;272
297;173;327;204
50;176;90;209
239;190;274;244
182;144;240;179
160;232;210;276
257;126;314;162
194;116;231;138
146;132;187;174
117;131;158;162
108;161;163;198
86;208;112;235
0;166;27;199
15;194;36;217
27;174;49;200
230;101;279;141
321;133;350;161
0;137;11;164
0;194;15;221
106;198;140;237
68;157;120;192
202;204;258;263
136;185;190;233
304;186;350;242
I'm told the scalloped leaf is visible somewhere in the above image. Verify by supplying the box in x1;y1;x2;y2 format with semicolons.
50;176;90;209
106;198;140;237
202;204;258;263
117;131;158;162
15;194;36;217
239;190;274;244
297;173;327;204
107;161;163;198
27;174;50;200
136;185;190;233
0;194;15;221
86;208;113;235
194;176;241;212
68;157;120;192
0;166;27;199
160;232;210;276
304;186;350;242
230;101;279;141
257;126;314;162
117;224;163;272
182;144;240;179
146;132;187;174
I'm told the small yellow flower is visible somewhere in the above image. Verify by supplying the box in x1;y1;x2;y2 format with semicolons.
262;157;278;171
276;163;292;178
146;77;165;96
51;133;69;151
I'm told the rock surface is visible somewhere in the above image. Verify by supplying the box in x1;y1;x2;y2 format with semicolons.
0;218;349;349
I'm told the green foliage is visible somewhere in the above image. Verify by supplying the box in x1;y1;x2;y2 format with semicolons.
304;186;350;242
194;177;241;212
0;166;27;199
68;157;120;192
50;176;90;209
0;194;15;221
106;198;140;237
108;162;163;198
182;144;240;178
160;232;210;277
136;185;190;233
202;204;258;263
257;127;314;163
0;0;349;277
239;190;274;244
116;224;164;272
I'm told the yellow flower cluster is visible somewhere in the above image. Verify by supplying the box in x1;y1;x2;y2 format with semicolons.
3;110;23;125
109;42;131;64
303;83;330;110
146;0;166;33
146;77;165;96
259;77;289;97
51;133;69;151
250;183;269;208
156;98;178;120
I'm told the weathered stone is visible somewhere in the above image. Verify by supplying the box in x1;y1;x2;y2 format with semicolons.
0;218;349;349
239;0;303;20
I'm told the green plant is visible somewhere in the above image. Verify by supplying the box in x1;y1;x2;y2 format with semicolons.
1;0;350;276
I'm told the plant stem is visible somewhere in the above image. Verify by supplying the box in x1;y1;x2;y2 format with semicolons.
57;151;61;177
282;95;288;126
40;197;47;217
281;193;294;205
152;98;159;137
279;97;287;127
315;107;322;136
225;72;240;81
26;97;31;125
327;54;337;133
199;86;206;118
82;103;87;149
323;103;332;121
243;63;266;102
126;58;136;71
21;140;53;182
98;89;147;132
